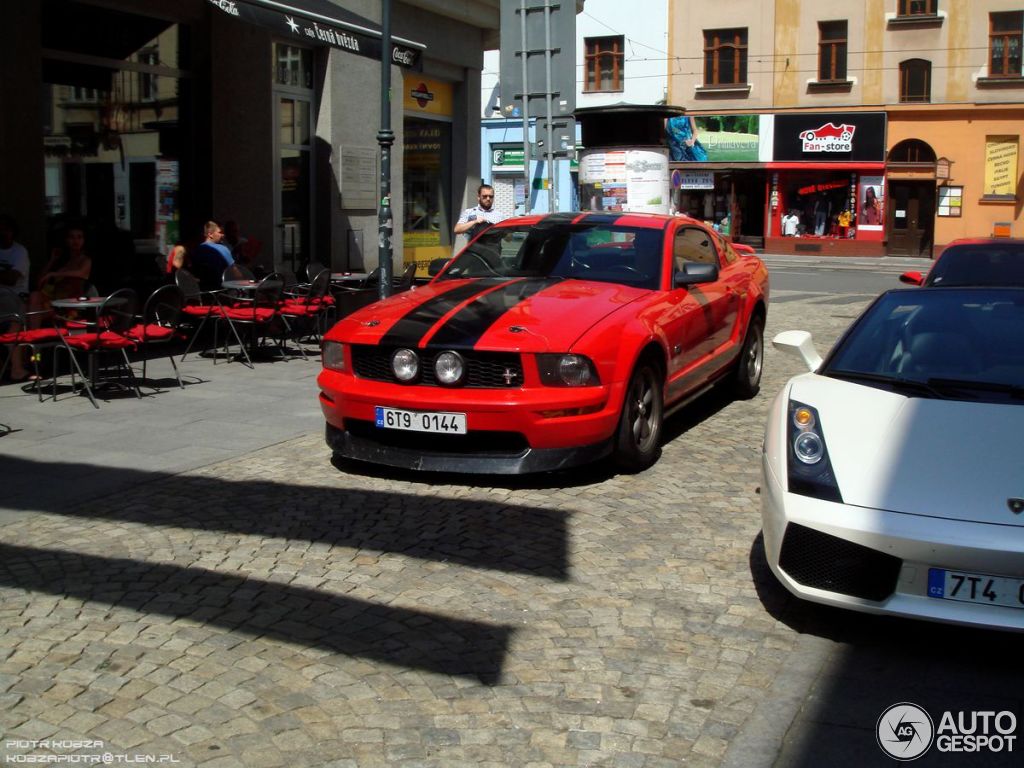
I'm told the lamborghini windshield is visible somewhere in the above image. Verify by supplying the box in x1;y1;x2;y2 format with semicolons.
824;288;1024;402
440;222;665;290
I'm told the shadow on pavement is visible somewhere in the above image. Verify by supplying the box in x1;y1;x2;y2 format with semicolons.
0;542;512;685
749;533;1024;767
1;455;570;580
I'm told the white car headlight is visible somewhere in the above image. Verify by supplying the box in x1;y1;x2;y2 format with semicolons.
787;401;841;502
434;350;465;386
391;348;419;382
322;341;346;372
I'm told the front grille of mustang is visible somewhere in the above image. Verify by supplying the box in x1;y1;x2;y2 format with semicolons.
346;420;529;455
778;523;902;602
351;345;524;388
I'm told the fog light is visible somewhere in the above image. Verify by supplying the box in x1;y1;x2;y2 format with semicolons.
434;350;465;385
392;348;419;382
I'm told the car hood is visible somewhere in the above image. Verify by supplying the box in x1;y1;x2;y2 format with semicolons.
331;277;648;352
789;375;1024;527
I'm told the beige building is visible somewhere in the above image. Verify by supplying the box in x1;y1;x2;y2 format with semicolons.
666;0;1024;256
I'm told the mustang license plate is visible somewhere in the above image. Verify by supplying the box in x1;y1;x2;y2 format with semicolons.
927;568;1024;609
375;406;467;434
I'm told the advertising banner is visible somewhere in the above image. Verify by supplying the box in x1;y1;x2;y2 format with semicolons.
579;148;669;213
667;114;761;163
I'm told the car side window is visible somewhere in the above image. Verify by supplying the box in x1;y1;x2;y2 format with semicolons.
673;227;719;273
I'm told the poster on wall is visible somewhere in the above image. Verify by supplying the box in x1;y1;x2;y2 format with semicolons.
858;175;884;230
579;148;669;214
155;160;179;254
984;137;1018;197
666;115;761;162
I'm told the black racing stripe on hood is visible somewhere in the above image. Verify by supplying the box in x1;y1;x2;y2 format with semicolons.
426;278;561;349
378;279;507;347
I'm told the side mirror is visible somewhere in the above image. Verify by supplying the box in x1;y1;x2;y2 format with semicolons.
899;271;924;285
427;258;451;277
733;243;756;256
773;330;822;372
673;262;719;287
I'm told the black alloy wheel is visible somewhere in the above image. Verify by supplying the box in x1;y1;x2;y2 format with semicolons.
613;361;664;472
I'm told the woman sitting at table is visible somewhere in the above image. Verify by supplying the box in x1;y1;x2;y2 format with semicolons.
28;223;92;326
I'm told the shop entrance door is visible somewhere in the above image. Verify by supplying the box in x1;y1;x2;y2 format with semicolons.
887;181;935;257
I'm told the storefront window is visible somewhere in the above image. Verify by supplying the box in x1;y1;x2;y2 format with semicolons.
42;7;184;266
403;118;451;274
779;173;856;238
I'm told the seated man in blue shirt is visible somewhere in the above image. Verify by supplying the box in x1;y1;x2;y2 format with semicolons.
192;220;235;290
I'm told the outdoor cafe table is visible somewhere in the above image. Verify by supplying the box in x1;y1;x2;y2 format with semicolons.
221;279;260;293
330;272;369;288
51;294;129;391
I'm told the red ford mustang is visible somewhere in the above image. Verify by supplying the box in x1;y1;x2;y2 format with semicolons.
318;212;770;474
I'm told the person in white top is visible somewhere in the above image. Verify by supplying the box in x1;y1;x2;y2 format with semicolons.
0;214;31;381
454;184;507;240
0;215;30;299
781;210;800;237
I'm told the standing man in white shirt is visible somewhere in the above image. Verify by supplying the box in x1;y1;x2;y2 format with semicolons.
454;184;507;240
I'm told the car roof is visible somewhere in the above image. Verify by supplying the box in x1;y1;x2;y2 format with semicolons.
942;237;1024;248
492;211;677;231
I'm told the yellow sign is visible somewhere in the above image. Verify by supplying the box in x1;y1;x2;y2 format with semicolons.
984;137;1018;196
402;77;454;118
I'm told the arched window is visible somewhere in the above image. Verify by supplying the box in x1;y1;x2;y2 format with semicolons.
889;139;937;163
899;59;931;102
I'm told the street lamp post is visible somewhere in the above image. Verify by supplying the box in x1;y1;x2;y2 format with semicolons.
377;0;394;300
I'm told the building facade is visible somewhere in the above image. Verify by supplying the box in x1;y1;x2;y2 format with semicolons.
479;0;668;217
1;0;499;287
667;0;1024;256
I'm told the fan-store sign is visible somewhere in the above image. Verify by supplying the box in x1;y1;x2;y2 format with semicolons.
799;123;856;153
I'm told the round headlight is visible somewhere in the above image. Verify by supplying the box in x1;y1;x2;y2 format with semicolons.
391;348;419;382
793;432;824;464
559;355;594;387
434;350;465;385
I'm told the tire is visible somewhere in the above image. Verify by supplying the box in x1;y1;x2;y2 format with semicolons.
612;361;664;472
732;314;764;399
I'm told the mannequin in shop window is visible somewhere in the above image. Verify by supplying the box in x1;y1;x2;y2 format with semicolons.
813;193;832;235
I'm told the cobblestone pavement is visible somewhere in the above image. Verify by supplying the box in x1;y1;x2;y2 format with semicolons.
1;292;1020;768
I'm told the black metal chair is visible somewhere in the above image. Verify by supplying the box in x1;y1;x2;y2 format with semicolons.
125;284;185;389
215;272;286;367
63;288;141;403
393;262;417;292
175;269;224;362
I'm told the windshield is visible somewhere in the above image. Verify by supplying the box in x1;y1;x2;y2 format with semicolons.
926;243;1024;287
439;222;666;289
824;288;1024;403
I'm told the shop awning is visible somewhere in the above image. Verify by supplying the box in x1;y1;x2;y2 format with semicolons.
209;0;424;69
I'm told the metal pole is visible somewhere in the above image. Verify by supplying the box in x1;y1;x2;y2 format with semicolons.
543;0;556;212
519;0;531;215
377;0;394;299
